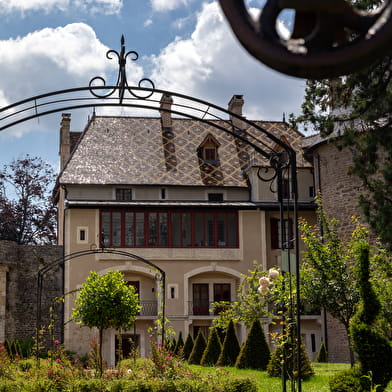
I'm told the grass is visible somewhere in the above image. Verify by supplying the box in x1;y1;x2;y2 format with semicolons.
191;363;392;392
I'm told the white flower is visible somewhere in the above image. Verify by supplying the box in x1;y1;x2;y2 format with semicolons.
258;276;270;287
258;285;269;294
268;268;280;280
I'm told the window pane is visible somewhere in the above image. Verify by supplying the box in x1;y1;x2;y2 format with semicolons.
125;212;134;246
102;212;111;245
182;213;191;246
205;213;214;246
149;213;157;246
159;213;168;246
112;212;121;246
217;213;226;246
228;213;237;246
136;213;145;246
195;213;204;246
171;213;181;246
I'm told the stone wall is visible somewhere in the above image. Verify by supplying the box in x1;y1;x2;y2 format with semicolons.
312;141;369;363
0;241;63;346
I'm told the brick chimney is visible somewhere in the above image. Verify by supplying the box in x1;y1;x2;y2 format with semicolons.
160;93;173;128
228;94;245;131
228;95;249;171
59;113;71;171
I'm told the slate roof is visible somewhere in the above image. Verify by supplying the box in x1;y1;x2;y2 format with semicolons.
59;116;310;187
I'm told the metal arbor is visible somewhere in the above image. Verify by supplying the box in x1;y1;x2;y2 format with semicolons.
219;0;392;79
1;36;302;390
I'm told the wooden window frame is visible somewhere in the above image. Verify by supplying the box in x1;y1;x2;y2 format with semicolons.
100;209;238;248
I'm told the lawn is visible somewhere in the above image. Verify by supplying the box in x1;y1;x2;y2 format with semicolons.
191;363;392;392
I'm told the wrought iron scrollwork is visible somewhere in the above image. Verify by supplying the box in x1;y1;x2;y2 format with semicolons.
257;150;290;195
89;35;155;103
219;0;392;79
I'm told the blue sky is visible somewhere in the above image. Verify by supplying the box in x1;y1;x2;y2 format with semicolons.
0;0;306;171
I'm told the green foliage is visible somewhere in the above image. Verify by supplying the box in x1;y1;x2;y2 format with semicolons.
350;242;392;391
299;199;365;364
174;331;184;355
183;333;194;361
200;328;222;366
267;339;314;380
235;319;270;370
293;15;392;250
188;330;207;365
316;341;328;363
216;319;240;367
212;263;288;330
72;270;140;331
4;338;35;359
329;367;363;392
72;270;141;376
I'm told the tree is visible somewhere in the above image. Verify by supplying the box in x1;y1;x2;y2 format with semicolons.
316;342;328;363
235;319;270;370
299;197;392;365
72;270;140;376
212;263;284;329
0;155;56;244
216;319;240;367
292;0;392;249
182;333;194;361
188;330;206;365
350;242;392;391
267;339;314;380
200;327;222;366
174;331;184;356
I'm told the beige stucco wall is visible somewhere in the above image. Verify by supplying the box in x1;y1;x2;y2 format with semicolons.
62;205;320;365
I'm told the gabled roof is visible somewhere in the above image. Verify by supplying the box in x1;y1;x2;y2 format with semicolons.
59;116;310;187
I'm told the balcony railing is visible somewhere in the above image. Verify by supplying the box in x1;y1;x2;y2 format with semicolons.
138;301;158;316
188;301;231;316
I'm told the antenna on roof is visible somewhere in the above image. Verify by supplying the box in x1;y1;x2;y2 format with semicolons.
282;112;286;123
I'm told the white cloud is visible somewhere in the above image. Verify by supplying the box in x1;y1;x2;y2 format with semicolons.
0;0;123;15
150;2;305;121
150;0;192;12
0;23;143;137
144;18;153;27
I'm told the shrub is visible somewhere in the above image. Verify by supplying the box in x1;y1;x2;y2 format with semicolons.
188;330;207;365
174;332;184;356
235;319;270;370
267;339;314;380
316;341;328;363
183;333;194;361
330;367;362;392
216;319;240;367
349;243;392;391
200;328;222;366
68;379;108;392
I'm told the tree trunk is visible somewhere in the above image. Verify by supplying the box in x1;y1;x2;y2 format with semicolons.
99;327;103;377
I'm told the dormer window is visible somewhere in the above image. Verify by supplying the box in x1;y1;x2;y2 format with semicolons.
199;134;220;163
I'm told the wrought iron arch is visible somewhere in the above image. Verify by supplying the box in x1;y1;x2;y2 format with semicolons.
3;37;302;388
37;248;167;348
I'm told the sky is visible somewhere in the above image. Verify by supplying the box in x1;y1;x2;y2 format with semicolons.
0;0;306;172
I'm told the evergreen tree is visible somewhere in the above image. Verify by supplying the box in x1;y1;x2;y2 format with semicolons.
183;333;194;361
170;337;177;353
316;342;328;363
216;319;240;367
267;339;314;380
235;319;270;370
201;328;222;366
350;242;392;391
174;331;184;356
188;330;206;365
